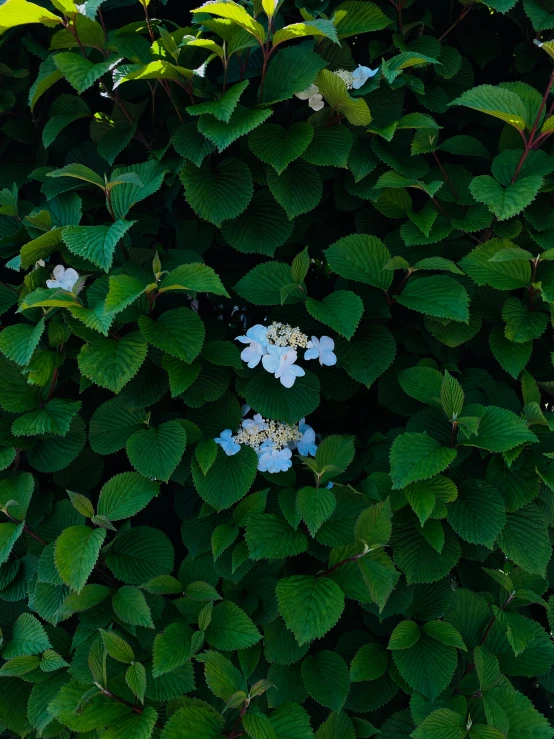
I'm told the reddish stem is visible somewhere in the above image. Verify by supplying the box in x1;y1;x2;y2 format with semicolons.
433;151;459;200
317;551;365;578
511;68;554;184
438;2;474;41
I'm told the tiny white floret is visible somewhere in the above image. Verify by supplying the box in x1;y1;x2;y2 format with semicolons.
46;265;80;292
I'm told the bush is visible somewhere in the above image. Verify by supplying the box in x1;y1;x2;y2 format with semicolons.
1;0;554;736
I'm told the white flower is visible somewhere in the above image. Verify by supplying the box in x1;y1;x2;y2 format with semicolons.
236;324;268;368
258;446;292;474
352;64;379;90
46;265;80;292
214;429;241;456
297;418;317;457
34;259;45;270
295;84;324;111
334;68;354;89
305;336;337;367
262;346;305;388
242;413;268;435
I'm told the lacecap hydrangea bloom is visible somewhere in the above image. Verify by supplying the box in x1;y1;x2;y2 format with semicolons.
215;413;317;473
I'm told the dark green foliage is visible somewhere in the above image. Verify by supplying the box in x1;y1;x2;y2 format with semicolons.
1;0;554;737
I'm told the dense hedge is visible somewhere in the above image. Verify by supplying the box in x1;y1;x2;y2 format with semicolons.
1;0;554;736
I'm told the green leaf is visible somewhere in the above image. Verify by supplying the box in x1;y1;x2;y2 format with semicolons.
249;123;314;174
235;262;300;305
138;308;205;362
78;332;148;393
502;298;548;342
398;365;443;407
390;433;457;489
97;471;160;521
126;661;147;703
192;445;258;511
411;709;465;739
197;649;246;700
296;487;336;537
221;189;293;257
447;479;506;547
301;651;350;710
350;643;388;682
54;52;121;94
392;632;458;701
276;575;344;645
126;420;187;482
42;94;90;148
460;238;532;289
54;525;106;592
461;406;537;452
198;105;272;153
89;397;146;454
334;0;391;38
273;19;339;46
336;324;396;386
303;125;353;168
441;371;464;419
62;220;134;272
0;318;45;367
396;276;469;322
101;628;134;663
172;122;215;167
180;158;253;227
470;174;543;221
316;69;371;126
0;0;61;33
102;708;159;739
266;160;323;219
489;327;532;379
187;81;249;123
355;498;393;549
388;620;420;650
244;370;320;424
3;613;51;658
325;234;392;290
161;700;224;739
261;46;327;105
158;263;228;296
498;504;551;575
450;84;528;131
191;0;265;41
12;398;81;437
306;291;364;340
204;600;261;650
153;622;193;678
245;513;308;559
112;585;154;628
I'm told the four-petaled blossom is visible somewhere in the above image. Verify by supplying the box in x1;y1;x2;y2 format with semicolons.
263;346;305;388
295;84;324;111
258;446;292;474
236;324;268;368
214;429;241;456
46;265;80;292
297;418;318;457
242;413;268;434
305;336;337;367
352;64;379;90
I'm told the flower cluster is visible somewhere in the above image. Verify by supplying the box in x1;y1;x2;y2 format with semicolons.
215;414;317;474
236;323;337;388
295;64;379;110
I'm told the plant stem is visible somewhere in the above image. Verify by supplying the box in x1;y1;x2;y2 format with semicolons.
439;1;474;41
433;151;459;200
317;551;365;578
460;591;515;680
511;68;554;184
97;686;164;729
